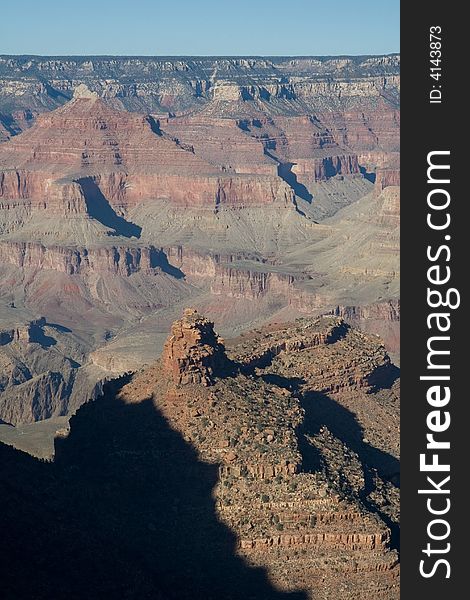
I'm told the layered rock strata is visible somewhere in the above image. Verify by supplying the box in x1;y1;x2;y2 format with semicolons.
0;55;400;125
0;56;399;424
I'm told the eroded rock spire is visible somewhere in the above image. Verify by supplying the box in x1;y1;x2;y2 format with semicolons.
162;308;229;386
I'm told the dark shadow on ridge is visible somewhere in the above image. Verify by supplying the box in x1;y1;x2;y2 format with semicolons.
0;377;307;600
78;177;142;239
257;374;325;473
147;115;163;136
359;166;376;184
277;162;313;203
150;248;185;279
299;390;400;551
253;361;400;552
28;327;57;347
301;391;400;482
368;362;400;392
47;322;73;334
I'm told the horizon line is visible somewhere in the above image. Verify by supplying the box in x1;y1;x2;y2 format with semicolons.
0;52;400;60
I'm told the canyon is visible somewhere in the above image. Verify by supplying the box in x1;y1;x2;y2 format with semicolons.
0;53;400;598
0;54;399;431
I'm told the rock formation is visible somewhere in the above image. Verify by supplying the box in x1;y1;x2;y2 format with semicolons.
0;54;400;126
162;308;229;385
0;55;399;426
143;312;400;598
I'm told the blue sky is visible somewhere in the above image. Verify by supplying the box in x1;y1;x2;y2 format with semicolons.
1;0;399;56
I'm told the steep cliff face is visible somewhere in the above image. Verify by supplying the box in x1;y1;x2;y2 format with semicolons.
375;167;401;192
0;94;299;214
0;55;399;200
0;241;177;276
0;171;87;214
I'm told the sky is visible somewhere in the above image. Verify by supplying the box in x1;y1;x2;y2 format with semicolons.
1;0;399;57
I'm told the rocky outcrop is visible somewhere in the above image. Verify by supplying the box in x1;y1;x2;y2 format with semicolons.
161;308;229;385
232;317;393;394
116;311;400;598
